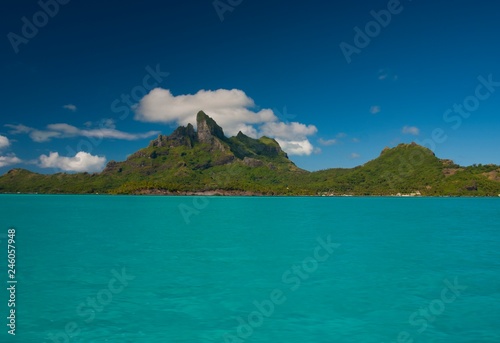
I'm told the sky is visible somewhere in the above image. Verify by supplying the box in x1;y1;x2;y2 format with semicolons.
1;0;499;173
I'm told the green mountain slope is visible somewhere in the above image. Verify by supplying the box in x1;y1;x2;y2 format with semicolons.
305;143;500;196
1;112;499;196
0;112;304;195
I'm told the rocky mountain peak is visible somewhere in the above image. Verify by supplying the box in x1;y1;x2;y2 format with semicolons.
149;123;197;148
196;111;225;143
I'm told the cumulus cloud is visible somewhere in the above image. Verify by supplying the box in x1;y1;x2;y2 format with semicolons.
350;153;360;159
134;88;318;155
5;122;159;143
63;104;77;112
135;89;274;135
370;106;381;114
255;121;317;156
402;126;420;136
39;151;106;172
0;135;23;168
259;121;317;141
0;135;10;149
276;139;315;156
0;155;21;168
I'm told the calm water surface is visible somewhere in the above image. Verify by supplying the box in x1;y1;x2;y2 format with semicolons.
0;195;499;342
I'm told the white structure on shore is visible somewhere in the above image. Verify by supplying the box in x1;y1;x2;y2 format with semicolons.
395;191;421;197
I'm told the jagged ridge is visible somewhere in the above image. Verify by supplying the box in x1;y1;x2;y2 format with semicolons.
104;111;295;174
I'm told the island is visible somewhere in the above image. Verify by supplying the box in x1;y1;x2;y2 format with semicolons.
1;111;499;196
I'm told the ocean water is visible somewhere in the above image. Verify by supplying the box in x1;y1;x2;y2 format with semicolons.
0;195;499;343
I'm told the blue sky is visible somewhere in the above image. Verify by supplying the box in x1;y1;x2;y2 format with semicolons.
1;0;499;173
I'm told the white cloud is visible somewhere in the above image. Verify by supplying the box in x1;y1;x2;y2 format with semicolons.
0;155;21;168
350;153;360;159
63;104;77;112
402;126;420;136
276;139;315;156
0;135;10;149
135;88;275;135
134;88;318;156
259;121;317;141
352;138;360;143
318;132;349;147
378;69;398;81
318;138;338;146
31;130;62;142
0;135;22;168
5;123;159;143
4;124;31;134
39;151;106;172
370;106;381;114
378;69;388;80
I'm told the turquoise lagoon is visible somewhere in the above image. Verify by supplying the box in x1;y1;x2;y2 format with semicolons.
0;195;499;342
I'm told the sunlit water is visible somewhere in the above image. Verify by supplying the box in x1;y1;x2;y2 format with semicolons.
1;195;499;342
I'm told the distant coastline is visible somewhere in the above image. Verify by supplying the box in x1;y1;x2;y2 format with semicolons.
1;112;499;197
1;192;499;198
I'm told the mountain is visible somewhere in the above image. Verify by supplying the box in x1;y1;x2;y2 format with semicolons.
1;111;499;196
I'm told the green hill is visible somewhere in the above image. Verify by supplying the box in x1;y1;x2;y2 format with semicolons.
1;112;499;196
304;143;500;196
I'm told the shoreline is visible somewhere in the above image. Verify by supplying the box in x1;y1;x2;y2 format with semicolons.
1;191;499;198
